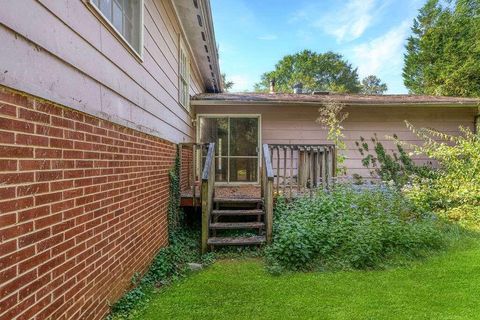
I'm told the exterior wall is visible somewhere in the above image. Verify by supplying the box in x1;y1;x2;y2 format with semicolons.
195;103;477;177
0;0;203;144
0;87;175;320
179;145;194;191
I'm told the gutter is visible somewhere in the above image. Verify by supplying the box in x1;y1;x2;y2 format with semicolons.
202;0;223;92
191;99;480;108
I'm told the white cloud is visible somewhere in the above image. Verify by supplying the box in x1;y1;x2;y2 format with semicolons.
228;74;255;92
351;20;410;78
290;0;392;43
257;34;278;41
317;0;376;42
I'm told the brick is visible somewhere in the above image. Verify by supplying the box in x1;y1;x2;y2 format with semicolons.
36;124;63;137
35;191;63;206
0;118;34;133
19;159;50;170
18;250;50;273
0;89;175;320
0;269;36;297
0;172;34;185
0;89;33;108
0;187;16;200
35;101;62;116
0;222;33;243
0;146;33;158
15;133;49;146
19;228;51;248
0;247;35;272
50;138;74;149
17;182;49;196
36;170;63;182
0;159;16;171
0;103;16;116
35;148;63;159
18;205;50;222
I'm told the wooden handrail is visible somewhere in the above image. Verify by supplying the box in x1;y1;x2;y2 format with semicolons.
201;143;215;253
262;144;274;244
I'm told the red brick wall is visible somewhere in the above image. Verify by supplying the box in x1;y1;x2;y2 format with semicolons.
179;145;194;192
0;87;176;319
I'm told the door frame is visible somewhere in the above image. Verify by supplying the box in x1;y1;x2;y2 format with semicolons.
196;114;262;185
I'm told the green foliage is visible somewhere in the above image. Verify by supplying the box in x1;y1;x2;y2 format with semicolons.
108;148;214;319
222;73;234;92
398;122;480;227
265;184;448;272
360;75;388;95
316;100;348;174
403;0;480;97
356;134;433;187
254;50;361;93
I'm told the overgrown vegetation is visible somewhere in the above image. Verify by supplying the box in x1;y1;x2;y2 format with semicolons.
398;122;480;228
316;100;348;175
108;149;214;319
355;134;433;188
265;184;450;273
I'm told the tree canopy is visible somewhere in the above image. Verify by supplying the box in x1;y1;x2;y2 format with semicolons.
403;0;480;97
254;50;361;94
361;75;388;95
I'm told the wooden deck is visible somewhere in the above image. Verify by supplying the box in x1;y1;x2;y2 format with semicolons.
180;185;261;207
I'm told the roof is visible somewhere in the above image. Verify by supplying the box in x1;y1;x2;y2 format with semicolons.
192;93;480;106
173;0;222;93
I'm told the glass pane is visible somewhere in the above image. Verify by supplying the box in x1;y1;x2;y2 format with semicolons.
92;0;100;7
201;157;227;182
229;158;258;182
99;0;112;20
112;0;124;35
199;118;228;157
230;118;258;156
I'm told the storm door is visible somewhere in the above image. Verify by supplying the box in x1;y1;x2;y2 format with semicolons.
198;116;259;183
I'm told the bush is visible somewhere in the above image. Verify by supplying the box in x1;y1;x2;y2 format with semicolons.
266;184;448;272
398;123;480;227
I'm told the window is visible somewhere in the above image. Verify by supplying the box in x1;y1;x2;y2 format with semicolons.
90;0;143;56
179;41;190;109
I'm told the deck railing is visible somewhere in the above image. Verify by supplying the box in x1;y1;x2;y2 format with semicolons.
200;142;215;253
261;144;274;244
179;143;208;206
267;144;336;197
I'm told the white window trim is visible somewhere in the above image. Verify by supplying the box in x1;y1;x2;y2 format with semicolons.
86;0;144;61
179;37;191;110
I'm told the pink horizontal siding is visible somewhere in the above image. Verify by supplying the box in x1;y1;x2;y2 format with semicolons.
195;104;477;177
0;0;203;143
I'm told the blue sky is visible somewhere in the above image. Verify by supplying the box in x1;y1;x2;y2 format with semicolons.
211;0;426;93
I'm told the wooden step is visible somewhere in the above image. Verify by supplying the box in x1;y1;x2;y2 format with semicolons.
211;209;264;216
214;198;262;204
208;236;266;246
209;222;265;229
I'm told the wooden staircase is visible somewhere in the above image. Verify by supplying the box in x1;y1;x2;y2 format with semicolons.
207;198;266;249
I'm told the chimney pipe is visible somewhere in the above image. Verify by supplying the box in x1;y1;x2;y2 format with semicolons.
293;82;303;94
269;79;276;94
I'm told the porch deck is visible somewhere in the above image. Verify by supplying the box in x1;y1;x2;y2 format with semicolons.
180;185;261;207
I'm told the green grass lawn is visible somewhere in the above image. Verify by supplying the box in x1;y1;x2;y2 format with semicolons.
131;236;480;320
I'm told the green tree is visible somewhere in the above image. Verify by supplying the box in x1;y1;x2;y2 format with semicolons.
361;75;388;95
222;73;234;92
403;0;480;97
254;50;361;93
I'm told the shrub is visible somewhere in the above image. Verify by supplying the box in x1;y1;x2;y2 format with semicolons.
398;122;480;227
266;184;448;272
356;134;433;188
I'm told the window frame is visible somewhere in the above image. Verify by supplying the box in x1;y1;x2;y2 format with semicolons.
87;0;144;60
178;38;191;110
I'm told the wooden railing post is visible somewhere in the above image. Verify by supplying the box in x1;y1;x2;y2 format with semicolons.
262;144;274;244
201;143;215;254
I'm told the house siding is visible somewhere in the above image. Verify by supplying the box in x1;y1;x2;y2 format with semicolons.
0;0;203;144
0;87;175;320
195;104;477;177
